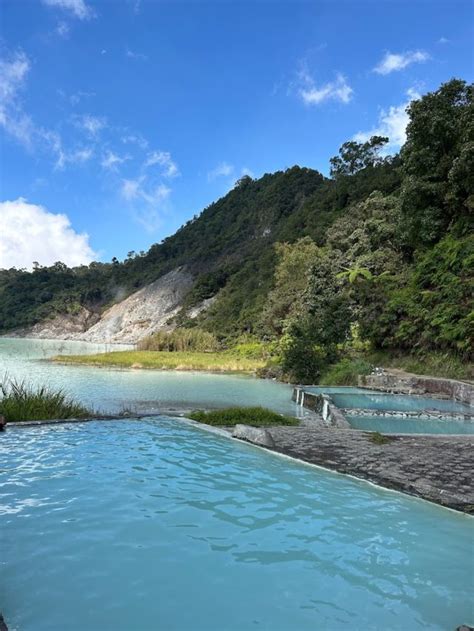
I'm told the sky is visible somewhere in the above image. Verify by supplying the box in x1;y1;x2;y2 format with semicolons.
0;0;473;269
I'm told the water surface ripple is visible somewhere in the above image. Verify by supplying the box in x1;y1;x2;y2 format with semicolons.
1;418;473;630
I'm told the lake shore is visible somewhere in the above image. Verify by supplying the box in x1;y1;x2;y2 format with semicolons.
52;349;267;373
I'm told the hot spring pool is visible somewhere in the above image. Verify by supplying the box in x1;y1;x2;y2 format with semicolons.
330;392;472;415
346;414;474;435
1;418;472;631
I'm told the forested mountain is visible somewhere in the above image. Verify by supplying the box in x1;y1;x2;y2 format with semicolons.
1;79;472;374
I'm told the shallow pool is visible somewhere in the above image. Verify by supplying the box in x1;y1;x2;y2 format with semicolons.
346;414;474;435
1;418;473;630
0;338;304;418
330;392;472;414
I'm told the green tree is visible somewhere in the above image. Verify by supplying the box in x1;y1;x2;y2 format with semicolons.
400;79;474;247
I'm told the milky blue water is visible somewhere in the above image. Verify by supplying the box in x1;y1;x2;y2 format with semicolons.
1;418;473;631
0;338;306;418
347;414;474;435
330;392;472;414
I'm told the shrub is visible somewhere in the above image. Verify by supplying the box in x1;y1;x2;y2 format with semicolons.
138;328;220;352
320;358;373;386
189;406;298;427
0;378;91;422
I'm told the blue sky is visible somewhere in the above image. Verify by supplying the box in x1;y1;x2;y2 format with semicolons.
1;0;473;269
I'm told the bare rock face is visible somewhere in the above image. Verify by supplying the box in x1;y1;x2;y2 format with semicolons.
7;267;195;344
6;306;98;340
80;267;194;344
232;424;276;448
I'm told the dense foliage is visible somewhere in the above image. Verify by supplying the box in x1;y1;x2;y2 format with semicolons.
1;79;472;382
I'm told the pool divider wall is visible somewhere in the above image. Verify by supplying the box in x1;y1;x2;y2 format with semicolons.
359;373;474;405
293;388;350;428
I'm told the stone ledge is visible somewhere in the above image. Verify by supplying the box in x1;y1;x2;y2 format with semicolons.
232;424;276;447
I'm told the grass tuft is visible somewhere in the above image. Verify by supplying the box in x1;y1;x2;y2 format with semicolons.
0;378;91;422
189;406;299;427
369;431;392;445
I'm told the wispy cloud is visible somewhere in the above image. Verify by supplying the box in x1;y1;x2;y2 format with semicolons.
121;176;172;232
354;88;421;152
438;37;449;45
0;50;35;149
373;50;429;75
101;150;129;171
298;70;353;105
121;133;149;149
126;48;148;61
42;0;94;20
74;114;107;137
208;162;234;181
56;21;70;37
144;150;179;177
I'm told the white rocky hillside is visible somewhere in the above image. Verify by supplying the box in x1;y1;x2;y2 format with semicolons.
9;267;204;344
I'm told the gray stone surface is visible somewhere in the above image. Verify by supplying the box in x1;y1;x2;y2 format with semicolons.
360;371;474;405
266;426;474;512
232;424;276;447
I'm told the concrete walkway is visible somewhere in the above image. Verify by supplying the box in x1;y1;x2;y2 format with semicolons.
264;426;474;513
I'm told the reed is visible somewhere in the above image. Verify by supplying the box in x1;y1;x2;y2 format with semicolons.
0;378;91;422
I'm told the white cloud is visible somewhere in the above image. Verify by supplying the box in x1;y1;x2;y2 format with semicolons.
354;88;421;152
0;198;96;270
121;133;149;149
0;50;30;103
144;150;179;177
298;72;353;105
208;161;234;181
438;37;449;45
126;48;148;61
0;50;35;148
121;177;143;201
74;114;106;137
120;177;172;232
373;50;429;75
101;150;129;170
56;21;70;37
42;0;94;20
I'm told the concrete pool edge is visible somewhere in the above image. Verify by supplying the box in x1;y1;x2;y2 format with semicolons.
3;414;474;515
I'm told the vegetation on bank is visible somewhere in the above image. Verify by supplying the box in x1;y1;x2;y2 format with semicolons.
0;378;91;422
2;79;472;384
54;350;267;373
189;406;298;427
138;328;220;352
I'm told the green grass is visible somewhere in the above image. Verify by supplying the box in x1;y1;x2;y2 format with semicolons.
0;378;91;422
320;358;373;386
138;328;220;352
369;431;392;445
366;350;473;381
53;350;266;373
189;406;299;427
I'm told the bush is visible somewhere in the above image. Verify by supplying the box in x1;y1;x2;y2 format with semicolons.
0;378;91;422
138;328;220;352
320;358;373;386
189;406;298;426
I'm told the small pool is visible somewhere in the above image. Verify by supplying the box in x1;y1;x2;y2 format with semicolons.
330;392;472;415
346;414;474;435
302;386;379;395
1;418;473;630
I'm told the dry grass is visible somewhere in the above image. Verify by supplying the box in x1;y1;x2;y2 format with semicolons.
53;350;266;373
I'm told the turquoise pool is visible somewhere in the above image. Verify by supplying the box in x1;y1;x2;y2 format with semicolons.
330;392;472;415
347;414;474;435
1;418;473;630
